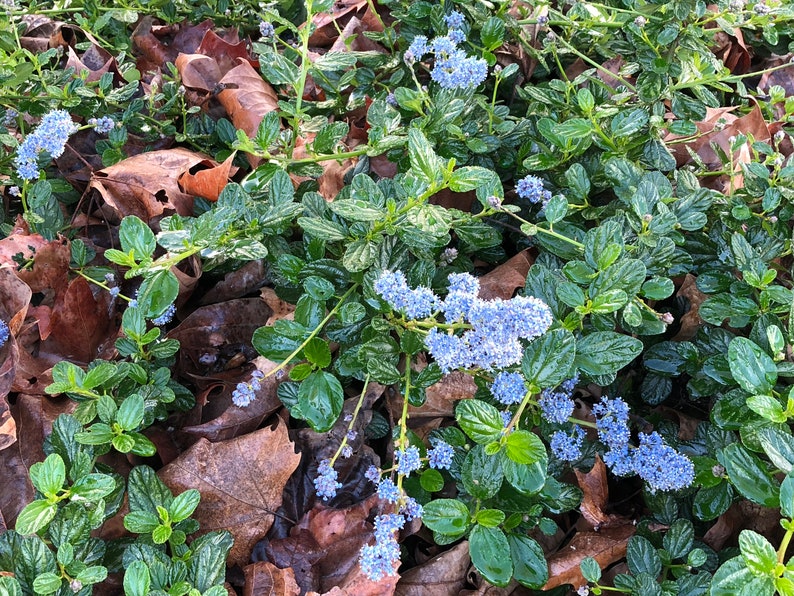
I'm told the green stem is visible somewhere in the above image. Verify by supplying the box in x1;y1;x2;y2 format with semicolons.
396;364;412;493
779;527;793;565
330;374;370;467
286;0;316;158
265;284;359;378
505;210;585;250
555;37;637;92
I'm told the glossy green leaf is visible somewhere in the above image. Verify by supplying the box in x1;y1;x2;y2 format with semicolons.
298;371;343;432
469;526;513;587
455;399;504;444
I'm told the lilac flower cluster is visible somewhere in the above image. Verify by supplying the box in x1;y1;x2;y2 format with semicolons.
360;513;404;580
427;440;454;469
314;458;342;501
538;375;579;424
516;175;552;207
259;21;275;37
396;446;422;476
151;304;176;326
491;371;526;405
550;426;585;461
374;270;438;319
231;370;264;407
592;396;694;492
0;319;9;349
376;271;553;373
88;116;114;134
404;16;487;90
14;110;78;180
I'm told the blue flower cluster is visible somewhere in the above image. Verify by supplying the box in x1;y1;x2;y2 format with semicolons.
259;21;275;37
593;396;694;492
374;270;438;319
550;427;584;461
0;319;9;349
396;446;422;476
428;440;454;469
231;370;264;407
377;271;553;373
377;477;400;503
491;371;526;405
14;109;78;181
538;375;578;424
151;304;176;326
404;13;487;90
516;175;552;207
359;513;404;581
314;458;342;501
88;116;114;134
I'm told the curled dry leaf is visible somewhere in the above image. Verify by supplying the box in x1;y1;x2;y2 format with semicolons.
90;148;213;222
0;339;18;451
176;53;222;93
159;419;301;568
243;561;300;596
574;454;626;529
477;249;533;301
395;540;470;596
198;259;268;305
407;371;477;420
671;273;706;341
178;153;237;201
542;523;635;590
196;29;258;75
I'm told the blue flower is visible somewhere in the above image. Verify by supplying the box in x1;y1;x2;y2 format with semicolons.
592;396;631;450
431;50;488;89
377;478;401;503
491;371;526;405
314;459;342;501
374;270;438;319
603;443;635;476
0;319;9;349
516;175;552;206
538;389;575;424
407;35;429;60
365;465;382;484
444;10;466;29
428;441;454;469
447;272;479;295
396;446;422;476
360;514;404;581
341;445;353;458
89;116;114;134
14;109;78;181
447;29;466;44
259;21;275;37
633;432;695;492
400;497;423;521
231;370;264;407
550;427;584;461
151;304;176;326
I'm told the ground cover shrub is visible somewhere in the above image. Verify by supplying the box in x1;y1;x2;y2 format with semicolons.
2;0;794;594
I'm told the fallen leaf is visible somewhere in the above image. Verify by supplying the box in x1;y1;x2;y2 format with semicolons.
158;420;301;567
0;338;19;451
176;53;223;93
90;148;213;223
477;249;534;301
671;274;706;341
0;234;69;294
407;371;477;420
178;153;237;201
574;455;625;529
198;259;268;305
542;523;635;590
243;561;300;596
395;541;470;596
196;29;258;75
308;0;369;47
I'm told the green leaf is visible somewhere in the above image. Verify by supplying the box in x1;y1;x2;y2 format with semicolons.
76;566;107;585
303;337;331;368
188;531;234;591
729;337;777;395
574;332;643;378
366;358;402;385
449;166;499;193
456;399;504;444
462;445;503;500
137;270;179;320
747;395;787;423
580;557;602;583
408;128;442;186
119;215;156;261
719;443;780;507
16;500;58;535
70;473;116;500
420;499;470;536
509;534;549;589
31;573;61;595
480;16;505;50
502;455;547;495
505;430;546;465
693;483;733;521
554;118;593;140
543;195;568;224
521;328;575;389
663;519;694;560
589;289;628;314
420;469;445;493
626;535;662;577
710;557;774;596
116;393;145;431
152;524;172;544
124;510;160;533
469;526;513;587
112;433;135;453
342;239;378;272
252;326;305;361
127;465;173;513
82;362;117;390
297;217;347;242
781;472;794;519
475;509;505;527
0;576;23;596
29;454;65;498
298;371;344;432
328;199;384;222
169;489;201;523
739;530;777;576
611;109;649;138
642;277;675;300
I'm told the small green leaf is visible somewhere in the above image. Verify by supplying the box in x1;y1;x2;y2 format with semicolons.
29;454;65;498
738;530;777;576
152;524;172;544
16;500;58;535
719;443;780;507
509;534;549;589
119;215;156;261
303;337;332;368
420;469;445;493
70;473;116;500
505;430;547;465
710;556;774;595
456;399;504;444
729;337;777;395
298;371;344;433
475;509;505;527
169;489;201;523
580;557;602;582
469;526;513;587
116;393;145;431
781;472;794;519
112;433;136;453
422;499;470;536
124;511;160;533
32;573;61;595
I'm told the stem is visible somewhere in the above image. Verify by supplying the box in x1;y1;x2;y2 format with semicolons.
286;0;316;158
504;210;585;250
329;374;371;467
505;390;533;434
265;284;359;378
779;527;793;565
555;37;637;92
396;364;412;493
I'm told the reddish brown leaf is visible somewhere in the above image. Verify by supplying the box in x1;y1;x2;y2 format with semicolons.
196;29;258;75
574;455;626;529
543;523;635;590
158;420;301;567
671;274;706;342
175;53;222;92
0;234;69;294
90;148;211;222
477;249;534;301
395;541;470;596
407;371;477;420
243;561;300;596
178;153;237;201
308;0;370;47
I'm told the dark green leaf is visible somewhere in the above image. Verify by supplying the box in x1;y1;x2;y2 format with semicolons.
455;399;504;444
627;535;662;577
728;337;777;395
462;445;503;500
119;215;156;261
574;332;642;377
521;328;575;388
719;443;779;507
298;371;343;432
469;526;512;587
422;499;470;536
509;534;549;589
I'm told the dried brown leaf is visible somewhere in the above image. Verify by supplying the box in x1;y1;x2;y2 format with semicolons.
395;541;470;596
178;153;236;201
407;371;477;420
159;420;301;567
477;249;533;301
574;455;625;529
176;53;222;92
671;274;706;341
243;561;300;596
196;29;258;75
198;260;268;305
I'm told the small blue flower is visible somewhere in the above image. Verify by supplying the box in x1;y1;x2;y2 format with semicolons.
232;370;264;407
151;304;176;326
407;35;429;60
377;478;401;503
341;445;353;458
386;92;398;107
444;10;466;29
374;270;438;319
360;514;404;581
109;286;121;298
603;443;635;476
428;441;454;469
259;21;275;37
447;272;479;295
314;459;342;501
633;432;695;492
88;116;114;134
400;497;423;521
491;371;526;405
365;465;381;484
0;319;9;349
592;396;631;450
346;429;358;441
447;29;465;44
516;175;552;206
500;410;513;427
14;109;78;181
538;389;575;424
550;427;584;461
396;446;422;476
